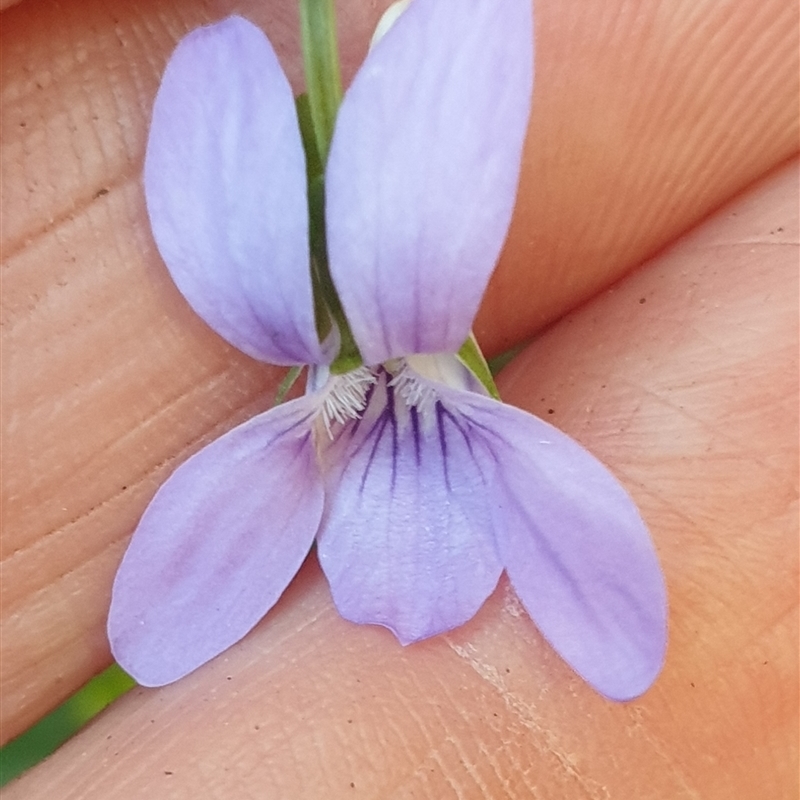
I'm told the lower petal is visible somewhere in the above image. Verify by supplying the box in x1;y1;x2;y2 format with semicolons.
317;371;502;644
460;395;668;701
108;396;323;686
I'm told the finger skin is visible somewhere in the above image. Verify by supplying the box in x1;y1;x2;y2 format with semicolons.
477;0;798;353
5;160;797;798
0;0;796;748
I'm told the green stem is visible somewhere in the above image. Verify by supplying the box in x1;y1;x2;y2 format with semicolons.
273;366;304;405
307;175;363;372
299;0;343;166
297;4;362;372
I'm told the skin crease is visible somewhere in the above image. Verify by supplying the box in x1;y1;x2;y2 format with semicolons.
1;0;797;794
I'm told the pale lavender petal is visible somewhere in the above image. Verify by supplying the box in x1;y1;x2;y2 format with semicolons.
108;395;323;686
459;394;667;701
144;16;324;366
317;370;502;643
326;0;534;364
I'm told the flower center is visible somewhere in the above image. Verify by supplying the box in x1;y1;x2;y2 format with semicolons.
320;366;377;436
318;359;441;439
387;361;438;417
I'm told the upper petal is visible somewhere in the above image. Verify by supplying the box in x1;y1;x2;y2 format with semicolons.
144;16;324;366
325;0;534;364
316;369;502;643
458;395;668;700
108;395;324;686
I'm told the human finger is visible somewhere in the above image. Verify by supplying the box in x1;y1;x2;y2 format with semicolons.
6;156;796;799
1;0;795;742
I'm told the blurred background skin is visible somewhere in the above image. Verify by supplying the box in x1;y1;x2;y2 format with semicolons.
1;0;797;795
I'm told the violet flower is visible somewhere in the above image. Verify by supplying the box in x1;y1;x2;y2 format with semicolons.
108;0;667;700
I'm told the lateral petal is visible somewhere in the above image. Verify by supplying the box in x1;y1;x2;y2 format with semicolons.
144;16;324;365
317;370;502;643
108;396;323;686
461;394;668;701
325;0;534;364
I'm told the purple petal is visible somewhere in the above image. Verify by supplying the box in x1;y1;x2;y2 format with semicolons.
460;394;667;701
325;0;534;364
108;396;323;686
316;370;502;643
144;16;324;366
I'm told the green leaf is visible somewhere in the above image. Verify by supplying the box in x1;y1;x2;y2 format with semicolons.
458;333;501;400
0;664;135;786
